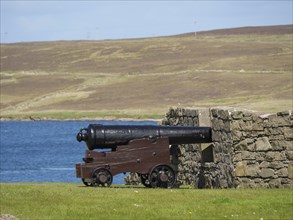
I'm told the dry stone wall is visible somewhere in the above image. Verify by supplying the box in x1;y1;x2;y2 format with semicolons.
231;110;292;188
125;107;292;188
162;108;202;186
162;107;292;188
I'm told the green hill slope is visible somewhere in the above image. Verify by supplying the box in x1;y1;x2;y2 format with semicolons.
1;25;292;119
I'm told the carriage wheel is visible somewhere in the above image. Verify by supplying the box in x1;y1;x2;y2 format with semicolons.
82;178;93;187
149;165;176;188
140;173;151;188
91;168;113;187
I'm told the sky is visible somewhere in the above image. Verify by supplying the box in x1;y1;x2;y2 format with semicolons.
1;0;292;43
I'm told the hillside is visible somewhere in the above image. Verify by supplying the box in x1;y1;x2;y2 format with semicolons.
0;25;292;119
175;24;293;37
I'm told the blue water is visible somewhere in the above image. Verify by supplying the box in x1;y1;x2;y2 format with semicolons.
0;120;158;183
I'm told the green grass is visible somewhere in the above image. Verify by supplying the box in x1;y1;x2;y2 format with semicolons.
1;183;292;220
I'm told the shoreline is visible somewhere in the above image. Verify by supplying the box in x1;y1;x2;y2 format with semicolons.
0;116;162;122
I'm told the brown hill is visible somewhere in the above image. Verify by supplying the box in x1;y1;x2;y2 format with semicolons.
0;25;292;119
175;24;293;37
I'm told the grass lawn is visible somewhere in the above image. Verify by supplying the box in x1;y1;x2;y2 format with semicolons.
0;183;292;220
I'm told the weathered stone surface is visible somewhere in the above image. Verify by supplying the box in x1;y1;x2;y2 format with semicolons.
232;130;243;141
158;107;292;189
241;151;256;160
251;116;264;131
270;140;291;151
268;114;291;127
211;118;223;131
233;153;242;162
288;162;293;179
217;109;230;120
276;168;288;177
268;161;284;169
283;127;293;139
239;120;253;131
231;111;243;119
185;109;198;117
265;152;286;161
277;111;291;116
269;179;282;188
260;161;269;168
235;161;247;177
247;143;256;151
255;137;272;151
212;131;222;142
246;164;260;177
231;120;241;130
259;169;274;178
242;112;252;120
234;140;248;151
286;151;293;160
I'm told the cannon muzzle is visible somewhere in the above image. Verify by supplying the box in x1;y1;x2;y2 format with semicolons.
76;129;88;142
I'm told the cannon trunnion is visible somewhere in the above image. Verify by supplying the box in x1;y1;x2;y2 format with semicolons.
75;124;212;188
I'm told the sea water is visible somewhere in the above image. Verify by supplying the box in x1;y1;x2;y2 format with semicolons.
0;120;158;184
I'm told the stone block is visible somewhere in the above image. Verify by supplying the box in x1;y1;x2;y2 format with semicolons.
268;114;291;127
255;137;272;151
212;131;221;142
266;115;279;128
166;108;176;118
288;162;293;179
185;109;198;117
268;161;284;169
222;121;231;132
175;108;184;117
266;152;286;161
255;152;266;161
277;111;291;116
259;168;274;178
241;151;256;160
233;153;242;162
231;111;243;119
231;120;241;130
270;140;289;151
243;116;252;122
252;121;264;131
265;127;283;136
286;151;293;160
269;179;282;188
235;161;247;177
232;130;243;141
234;139;248;151
283;127;293;140
211;118;222;131
276;168;288;177
260;161;269;168
247;143;256;151
268;135;285;141
184;117;194;126
210;109;218;118
239;120;252;131
246;164;260;177
217;109;230;120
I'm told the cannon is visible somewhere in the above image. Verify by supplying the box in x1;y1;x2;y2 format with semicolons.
76;124;212;188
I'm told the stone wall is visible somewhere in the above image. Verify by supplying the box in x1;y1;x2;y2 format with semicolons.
162;108;202;186
162;107;292;188
231;110;292;188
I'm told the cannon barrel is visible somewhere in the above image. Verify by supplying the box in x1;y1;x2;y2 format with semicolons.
77;124;212;150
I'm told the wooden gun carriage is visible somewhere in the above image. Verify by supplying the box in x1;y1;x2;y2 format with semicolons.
76;124;212;188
